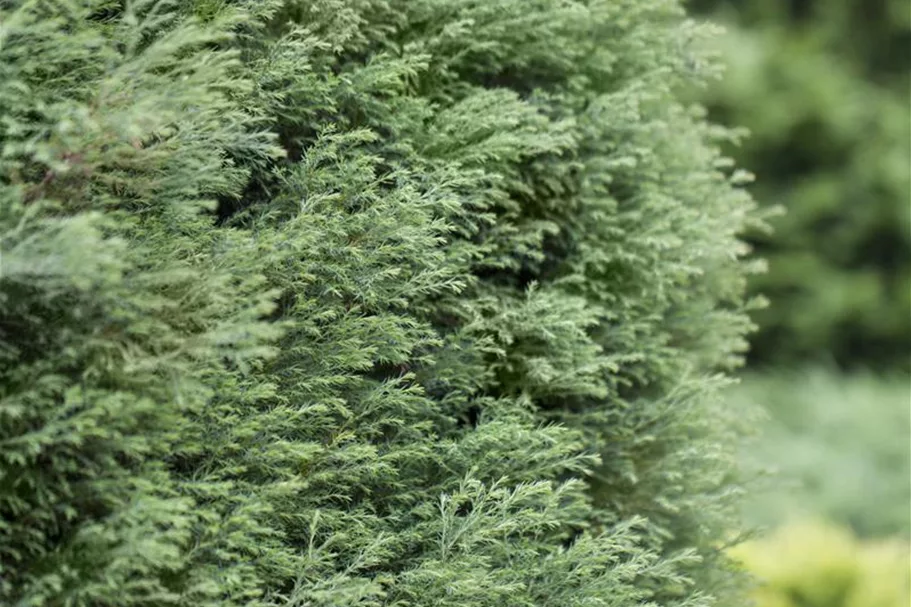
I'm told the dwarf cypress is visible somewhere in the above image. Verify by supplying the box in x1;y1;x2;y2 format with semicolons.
1;1;759;605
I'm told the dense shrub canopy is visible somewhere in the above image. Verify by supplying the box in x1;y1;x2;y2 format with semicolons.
690;0;911;369
1;1;757;605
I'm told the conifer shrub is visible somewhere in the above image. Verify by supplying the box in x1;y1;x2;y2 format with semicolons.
690;0;911;369
1;1;758;605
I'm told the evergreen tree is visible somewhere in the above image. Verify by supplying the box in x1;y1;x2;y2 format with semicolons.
1;1;758;605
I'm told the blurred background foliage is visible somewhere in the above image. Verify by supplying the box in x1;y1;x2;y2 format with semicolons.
691;0;910;370
729;371;909;538
731;520;909;607
688;1;910;605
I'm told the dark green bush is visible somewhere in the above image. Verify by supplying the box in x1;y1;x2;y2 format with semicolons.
1;1;758;604
690;0;911;369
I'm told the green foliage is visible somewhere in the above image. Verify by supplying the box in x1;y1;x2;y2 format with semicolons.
732;520;911;607
1;0;758;605
688;0;911;369
730;370;911;538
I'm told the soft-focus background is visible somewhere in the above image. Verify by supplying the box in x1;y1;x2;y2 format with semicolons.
688;0;910;605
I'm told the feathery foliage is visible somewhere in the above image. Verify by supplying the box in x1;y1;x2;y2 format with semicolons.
1;0;758;604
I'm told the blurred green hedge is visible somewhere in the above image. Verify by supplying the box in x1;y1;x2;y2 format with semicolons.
730;370;911;538
690;0;911;369
732;520;910;607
